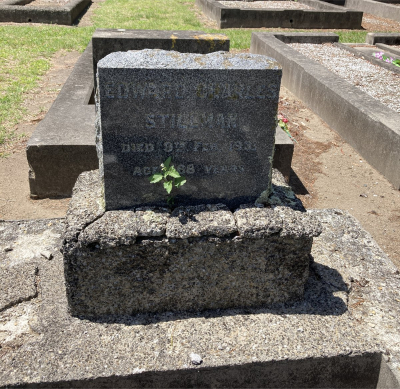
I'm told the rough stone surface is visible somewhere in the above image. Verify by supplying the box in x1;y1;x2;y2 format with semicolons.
63;170;105;244
166;203;237;239
0;262;38;312
96;49;282;210
1;210;400;387
62;169;320;317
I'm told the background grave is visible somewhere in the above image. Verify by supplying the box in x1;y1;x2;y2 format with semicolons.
0;0;90;24
195;0;363;29
250;31;400;190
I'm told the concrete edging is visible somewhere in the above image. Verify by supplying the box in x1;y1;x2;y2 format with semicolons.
195;0;363;29
0;0;90;25
366;32;400;45
250;32;400;189
345;0;400;22
337;42;400;74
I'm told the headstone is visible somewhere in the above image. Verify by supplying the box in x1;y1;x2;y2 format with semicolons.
96;49;282;210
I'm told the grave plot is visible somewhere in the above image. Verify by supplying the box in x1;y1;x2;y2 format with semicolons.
344;0;400;23
333;40;400;76
250;32;400;189
195;0;363;29
0;0;90;24
27;28;293;199
366;32;400;56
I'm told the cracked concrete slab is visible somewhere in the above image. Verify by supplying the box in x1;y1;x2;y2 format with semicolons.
0;262;38;312
0;212;399;387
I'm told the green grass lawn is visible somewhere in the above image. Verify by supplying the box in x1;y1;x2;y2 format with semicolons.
0;0;382;148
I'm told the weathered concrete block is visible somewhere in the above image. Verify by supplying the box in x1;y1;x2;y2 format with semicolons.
195;0;363;29
0;0;90;25
96;49;282;210
345;0;400;22
62;170;321;317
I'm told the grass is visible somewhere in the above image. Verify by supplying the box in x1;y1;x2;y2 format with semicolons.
0;25;93;147
0;0;392;148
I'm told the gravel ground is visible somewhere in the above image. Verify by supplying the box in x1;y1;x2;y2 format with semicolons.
362;13;400;29
219;1;315;10
25;0;70;6
289;43;400;113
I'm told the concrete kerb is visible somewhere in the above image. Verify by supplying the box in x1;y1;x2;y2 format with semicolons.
366;32;400;45
365;33;400;57
195;0;363;29
337;42;400;75
0;0;90;25
345;0;400;22
250;32;400;190
27;29;294;198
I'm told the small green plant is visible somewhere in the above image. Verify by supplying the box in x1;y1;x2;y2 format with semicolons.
149;157;186;207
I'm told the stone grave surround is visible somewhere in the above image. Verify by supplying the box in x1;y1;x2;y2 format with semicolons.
62;49;322;318
0;0;90;25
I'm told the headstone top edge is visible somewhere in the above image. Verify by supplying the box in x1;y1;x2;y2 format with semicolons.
97;49;281;70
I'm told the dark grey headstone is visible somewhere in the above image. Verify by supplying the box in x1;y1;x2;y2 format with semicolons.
96;49;282;210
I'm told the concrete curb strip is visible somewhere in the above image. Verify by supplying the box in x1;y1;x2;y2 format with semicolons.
345;0;400;22
0;0;90;24
250;32;400;190
195;0;363;29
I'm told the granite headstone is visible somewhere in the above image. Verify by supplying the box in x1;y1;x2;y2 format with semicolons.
96;49;282;210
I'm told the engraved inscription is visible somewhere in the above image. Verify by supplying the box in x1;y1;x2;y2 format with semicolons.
196;83;277;100
121;143;155;153
163;142;187;153
145;113;237;130
130;164;245;176
229;141;257;151
204;165;245;174
132;164;195;176
104;82;279;100
105;82;185;100
119;140;257;153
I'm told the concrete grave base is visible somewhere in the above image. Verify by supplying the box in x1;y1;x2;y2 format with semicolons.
366;33;400;58
27;29;293;199
0;0;90;25
195;0;363;29
1;206;400;386
62;169;320;317
366;32;400;45
250;32;400;190
345;0;400;22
